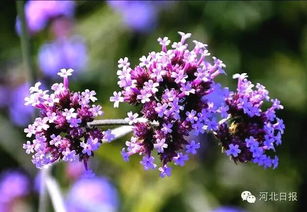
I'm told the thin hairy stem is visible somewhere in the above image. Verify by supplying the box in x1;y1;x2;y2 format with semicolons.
88;119;130;127
87;118;158;128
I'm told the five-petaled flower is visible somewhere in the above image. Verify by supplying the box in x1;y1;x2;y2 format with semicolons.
225;144;241;157
110;91;124;108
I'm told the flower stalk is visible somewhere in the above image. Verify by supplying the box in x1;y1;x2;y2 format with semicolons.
45;172;67;212
38;167;49;212
16;0;36;83
87;119;130;127
87;118;155;128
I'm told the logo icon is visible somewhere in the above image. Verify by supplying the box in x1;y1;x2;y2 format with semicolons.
241;191;256;203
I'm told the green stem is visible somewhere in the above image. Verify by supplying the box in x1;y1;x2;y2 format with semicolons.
16;0;36;83
16;2;42;210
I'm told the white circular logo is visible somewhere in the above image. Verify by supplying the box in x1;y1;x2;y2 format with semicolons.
241;191;256;203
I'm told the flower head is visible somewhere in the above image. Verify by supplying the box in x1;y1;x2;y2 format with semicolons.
215;73;284;169
66;176;118;212
113;32;228;176
24;69;109;168
16;0;75;34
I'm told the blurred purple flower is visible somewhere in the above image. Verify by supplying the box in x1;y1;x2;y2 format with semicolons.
212;206;247;212
9;83;34;126
0;170;29;204
66;161;86;180
50;17;74;39
16;0;75;34
0;85;9;108
38;36;87;78
108;1;157;32
66;176;118;212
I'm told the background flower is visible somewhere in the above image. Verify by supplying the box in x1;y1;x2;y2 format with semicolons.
16;0;75;34
0;85;9;108
0;170;30;212
66;176;118;212
211;206;247;212
108;1;157;32
38;36;87;78
9;83;34;126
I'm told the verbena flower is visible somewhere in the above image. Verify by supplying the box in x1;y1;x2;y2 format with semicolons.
66;176;118;212
108;1;157;32
16;0;75;34
9;83;34;126
0;170;29;205
23;69;111;168
38;36;87;78
66;161;86;180
112;32;228;176
215;73;285;169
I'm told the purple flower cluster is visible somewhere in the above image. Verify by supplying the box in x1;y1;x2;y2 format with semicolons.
16;0;75;34
215;73;285;168
23;69;112;168
111;32;228;176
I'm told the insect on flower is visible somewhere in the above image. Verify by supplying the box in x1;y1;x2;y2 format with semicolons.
215;73;284;169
